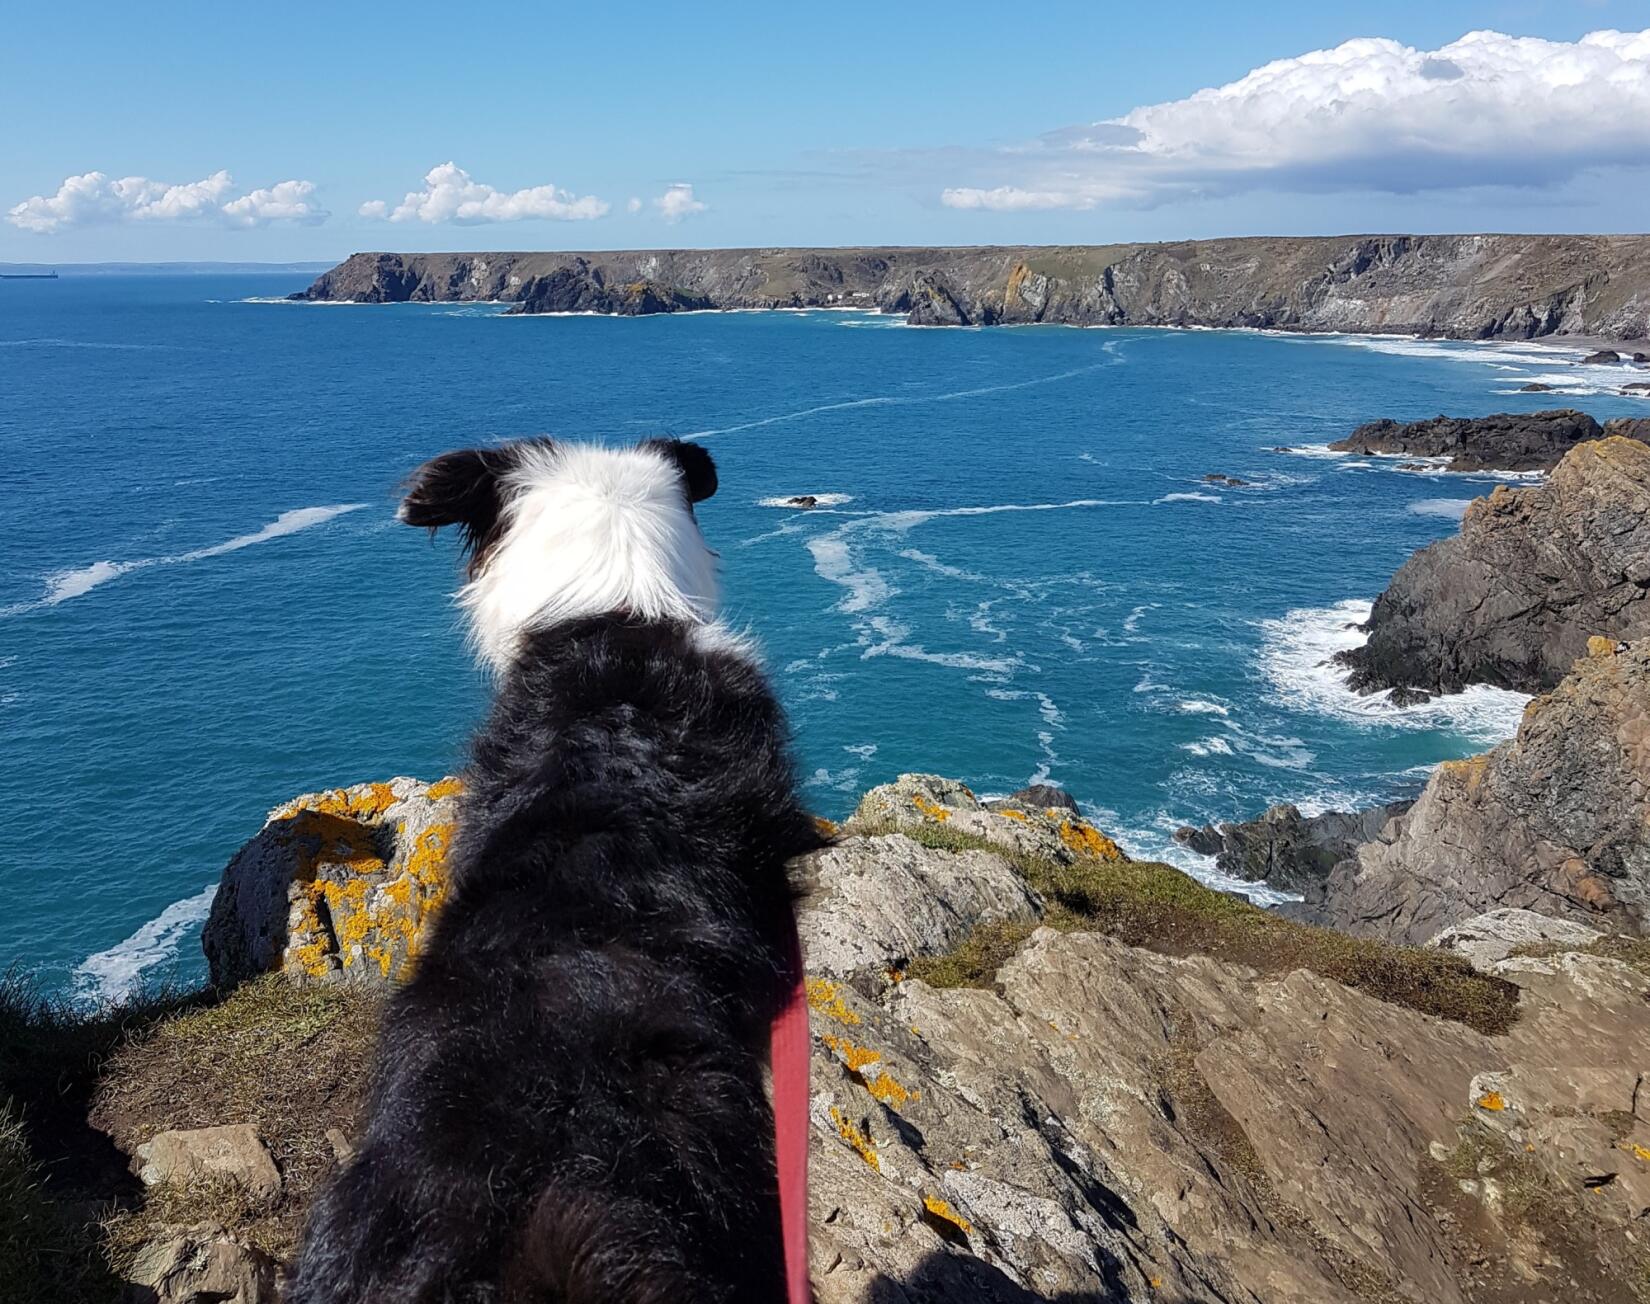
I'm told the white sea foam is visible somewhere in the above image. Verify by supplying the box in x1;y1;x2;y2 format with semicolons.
5;504;369;615
1089;805;1301;906
74;883;217;1005
757;493;855;508
689;348;1122;439
1155;491;1222;504
1177;699;1230;716
1179;737;1235;757
1257;599;1530;745
1409;499;1474;520
0;337;179;350
1281;443;1351;460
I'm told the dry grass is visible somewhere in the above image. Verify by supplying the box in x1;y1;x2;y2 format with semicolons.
887;823;1519;1035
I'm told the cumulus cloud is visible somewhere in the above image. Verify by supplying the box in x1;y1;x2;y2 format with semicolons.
626;196;643;213
8;170;326;232
940;28;1650;210
653;182;707;223
360;162;608;223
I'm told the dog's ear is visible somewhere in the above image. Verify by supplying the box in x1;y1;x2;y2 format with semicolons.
400;446;518;567
642;438;718;504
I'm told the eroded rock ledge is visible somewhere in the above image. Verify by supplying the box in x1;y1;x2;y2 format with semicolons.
1337;435;1650;698
293;235;1650;339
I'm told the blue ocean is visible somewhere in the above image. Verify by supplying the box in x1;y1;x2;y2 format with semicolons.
3;273;1645;1000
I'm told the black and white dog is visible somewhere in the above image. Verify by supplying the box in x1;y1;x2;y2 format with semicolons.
289;438;823;1303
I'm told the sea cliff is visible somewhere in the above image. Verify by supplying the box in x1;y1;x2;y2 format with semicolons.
294;235;1650;339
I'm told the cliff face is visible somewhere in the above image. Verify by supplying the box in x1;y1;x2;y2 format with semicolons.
1303;640;1650;945
1338;436;1650;698
295;235;1650;339
63;773;1649;1303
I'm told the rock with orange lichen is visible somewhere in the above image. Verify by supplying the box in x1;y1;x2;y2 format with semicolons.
202;776;463;987
845;773;1128;868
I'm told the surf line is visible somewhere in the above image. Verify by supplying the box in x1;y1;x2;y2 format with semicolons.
688;349;1123;440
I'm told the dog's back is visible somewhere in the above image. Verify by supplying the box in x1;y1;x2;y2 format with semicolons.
287;440;821;1303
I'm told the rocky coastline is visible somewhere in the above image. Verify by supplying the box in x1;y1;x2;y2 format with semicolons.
292;235;1650;339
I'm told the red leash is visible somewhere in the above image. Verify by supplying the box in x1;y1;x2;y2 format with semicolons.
771;916;811;1304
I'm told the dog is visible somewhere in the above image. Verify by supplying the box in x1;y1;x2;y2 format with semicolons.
287;437;824;1303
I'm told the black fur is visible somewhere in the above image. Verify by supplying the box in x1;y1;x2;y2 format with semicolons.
290;448;822;1302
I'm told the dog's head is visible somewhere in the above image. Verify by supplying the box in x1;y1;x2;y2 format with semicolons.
401;437;720;670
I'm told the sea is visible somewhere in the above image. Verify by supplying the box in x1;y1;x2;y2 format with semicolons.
3;272;1645;1002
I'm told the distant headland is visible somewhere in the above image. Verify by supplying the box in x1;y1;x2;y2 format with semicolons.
292;235;1650;341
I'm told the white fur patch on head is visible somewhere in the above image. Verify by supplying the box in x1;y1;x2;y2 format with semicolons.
460;442;721;670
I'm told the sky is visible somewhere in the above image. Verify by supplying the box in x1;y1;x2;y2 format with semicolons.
3;0;1648;262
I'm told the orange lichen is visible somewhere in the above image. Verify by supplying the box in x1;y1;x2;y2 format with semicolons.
806;977;861;1026
822;1033;882;1073
814;816;840;839
830;1107;880;1171
998;808;1029;823
922;1194;971;1235
864;1072;918;1110
910;793;951;823
1476;1091;1507;1112
425;777;465;800
1619;1142;1650;1164
1059;820;1124;861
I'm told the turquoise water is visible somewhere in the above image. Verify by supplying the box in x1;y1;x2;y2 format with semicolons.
3;274;1644;999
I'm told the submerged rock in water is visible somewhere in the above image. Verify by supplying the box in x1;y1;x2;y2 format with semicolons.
1201;473;1251;487
1174;799;1411;891
1328;408;1603;472
1337;436;1650;697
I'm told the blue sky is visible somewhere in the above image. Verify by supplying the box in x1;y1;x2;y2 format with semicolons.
3;0;1648;261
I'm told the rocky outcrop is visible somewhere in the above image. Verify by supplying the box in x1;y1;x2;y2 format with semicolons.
1338;436;1650;697
1607;416;1650;441
295;235;1650;338
1327;409;1604;472
1175;800;1411;891
202;776;461;987
1426;908;1602;972
1301;640;1650;944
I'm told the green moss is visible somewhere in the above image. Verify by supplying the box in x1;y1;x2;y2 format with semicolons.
872;822;1519;1035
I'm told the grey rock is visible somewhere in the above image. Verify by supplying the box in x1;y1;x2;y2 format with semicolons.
122;1226;277;1304
134;1124;281;1203
1580;349;1622;364
1174;800;1411;890
796;834;1044;977
294;236;1650;339
991;783;1081;815
1304;641;1650;943
1337;436;1650;696
1427;908;1603;972
1605;416;1650;442
1328;408;1603;472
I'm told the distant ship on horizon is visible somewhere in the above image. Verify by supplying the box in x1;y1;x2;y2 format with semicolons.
0;269;59;280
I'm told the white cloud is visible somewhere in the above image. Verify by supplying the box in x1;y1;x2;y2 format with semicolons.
8;170;327;232
939;28;1650;210
653;182;707;223
361;162;608;223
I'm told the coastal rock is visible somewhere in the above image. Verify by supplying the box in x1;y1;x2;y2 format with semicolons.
990;783;1080;815
1327;408;1603;472
1605;416;1650;442
1337;436;1650;696
296;235;1650;339
202;776;461;988
846;773;1127;866
1173;800;1411;891
134;1125;281;1203
122;1227;277;1304
1519;382;1554;392
795;834;1044;977
1302;640;1650;944
1580;349;1621;365
1623;381;1650;395
1426;908;1602;972
1201;473;1251;487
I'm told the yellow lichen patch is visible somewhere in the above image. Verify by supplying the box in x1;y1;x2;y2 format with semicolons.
830;1107;880;1171
910;793;951;823
922;1194;971;1235
864;1071;918;1111
1587;635;1620;659
1476;1091;1508;1112
822;1033;882;1073
814;816;839;839
1619;1142;1650;1164
425;777;465;800
998;808;1029;823
1059;820;1124;861
806;977;861;1026
1439;754;1490;792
